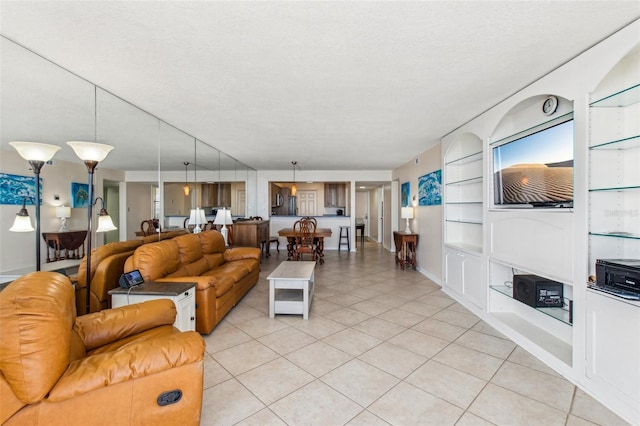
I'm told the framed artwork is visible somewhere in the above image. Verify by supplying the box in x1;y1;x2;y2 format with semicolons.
71;182;90;208
0;173;42;205
418;169;442;206
401;181;410;207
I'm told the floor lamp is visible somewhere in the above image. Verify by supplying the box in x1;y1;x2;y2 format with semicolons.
67;141;114;314
9;142;61;271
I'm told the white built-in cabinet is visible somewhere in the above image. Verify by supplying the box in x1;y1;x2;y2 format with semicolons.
584;45;639;422
438;25;639;425
443;133;485;310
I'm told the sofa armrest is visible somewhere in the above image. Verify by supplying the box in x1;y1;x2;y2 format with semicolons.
48;331;204;401
74;299;177;351
223;247;261;262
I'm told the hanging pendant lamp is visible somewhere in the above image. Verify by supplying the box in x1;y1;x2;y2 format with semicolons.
291;161;297;196
183;162;190;196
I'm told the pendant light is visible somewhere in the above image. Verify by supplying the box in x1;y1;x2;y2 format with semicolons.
183;162;190;196
291;161;297;196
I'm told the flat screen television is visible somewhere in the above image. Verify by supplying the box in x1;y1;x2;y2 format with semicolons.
493;119;574;208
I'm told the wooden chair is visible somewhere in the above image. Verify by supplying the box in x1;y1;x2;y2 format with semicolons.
140;219;159;236
293;218;317;262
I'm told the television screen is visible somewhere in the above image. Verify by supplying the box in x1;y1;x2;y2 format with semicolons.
493;119;574;207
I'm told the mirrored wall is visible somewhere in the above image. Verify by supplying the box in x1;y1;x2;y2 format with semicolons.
0;35;256;255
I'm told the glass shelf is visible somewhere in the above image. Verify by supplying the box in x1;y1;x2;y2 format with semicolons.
445;176;482;186
590;83;640;108
589;232;640;240
590;134;640;150
589;185;640;192
445;151;482;166
445;201;483;205
490;285;572;326
445;219;483;225
445;242;482;254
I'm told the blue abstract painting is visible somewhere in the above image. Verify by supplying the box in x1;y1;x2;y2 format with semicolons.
71;182;90;208
418;169;442;206
401;182;410;207
0;173;42;205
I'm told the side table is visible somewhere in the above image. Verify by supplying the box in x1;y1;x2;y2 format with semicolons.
393;231;419;270
109;282;196;332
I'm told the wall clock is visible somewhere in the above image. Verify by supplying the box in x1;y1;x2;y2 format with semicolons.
542;95;558;115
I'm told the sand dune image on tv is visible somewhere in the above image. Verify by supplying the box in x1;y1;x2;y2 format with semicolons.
495;161;573;205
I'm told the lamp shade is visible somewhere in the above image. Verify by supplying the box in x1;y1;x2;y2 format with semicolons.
10;214;35;232
66;141;114;162
96;214;117;232
401;207;414;219
213;208;233;225
56;206;71;218
9;141;60;162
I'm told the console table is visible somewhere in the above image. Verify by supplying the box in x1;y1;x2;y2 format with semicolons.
393;231;419;270
42;230;87;263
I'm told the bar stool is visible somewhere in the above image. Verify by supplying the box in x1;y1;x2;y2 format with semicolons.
338;226;350;252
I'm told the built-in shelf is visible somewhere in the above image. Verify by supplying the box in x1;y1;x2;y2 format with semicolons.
444;151;482;166
489;312;573;367
490;285;572;326
490;111;574;146
589;185;640;192
445;219;482;225
590;83;640;108
445;201;483;205
444;242;482;254
590;134;640;150
445;176;482;186
589;232;640;240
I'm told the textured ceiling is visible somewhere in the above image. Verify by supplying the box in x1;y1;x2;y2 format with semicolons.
1;1;639;171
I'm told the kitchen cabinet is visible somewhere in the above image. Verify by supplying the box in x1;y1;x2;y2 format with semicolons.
201;183;231;207
324;183;346;207
271;184;282;207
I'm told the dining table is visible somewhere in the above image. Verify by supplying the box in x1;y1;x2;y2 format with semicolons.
277;227;332;264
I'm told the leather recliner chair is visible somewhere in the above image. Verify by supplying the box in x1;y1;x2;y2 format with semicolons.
0;272;205;425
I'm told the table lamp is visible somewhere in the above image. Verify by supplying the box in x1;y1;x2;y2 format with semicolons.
214;208;233;246
401;207;414;234
56;206;71;232
189;207;207;234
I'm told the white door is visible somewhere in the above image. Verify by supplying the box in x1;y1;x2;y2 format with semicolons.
297;191;317;216
355;191;369;236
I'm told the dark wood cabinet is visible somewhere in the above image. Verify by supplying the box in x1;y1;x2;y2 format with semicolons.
324;183;346;207
201;183;231;207
233;219;270;250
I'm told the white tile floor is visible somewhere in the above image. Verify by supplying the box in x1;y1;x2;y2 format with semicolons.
200;241;629;426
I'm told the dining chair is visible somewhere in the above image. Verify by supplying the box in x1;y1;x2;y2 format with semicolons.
140;219;158;236
293;218;317;262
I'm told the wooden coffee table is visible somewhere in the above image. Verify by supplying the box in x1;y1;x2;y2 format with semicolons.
268;261;315;319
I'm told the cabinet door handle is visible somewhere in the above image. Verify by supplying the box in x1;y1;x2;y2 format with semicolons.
190;316;195;321
185;291;189;296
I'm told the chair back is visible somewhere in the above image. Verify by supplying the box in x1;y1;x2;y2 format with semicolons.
140;219;159;236
293;218;317;260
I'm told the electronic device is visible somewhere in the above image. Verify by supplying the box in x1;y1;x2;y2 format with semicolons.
119;269;144;288
513;274;564;308
492;118;574;208
593;259;640;300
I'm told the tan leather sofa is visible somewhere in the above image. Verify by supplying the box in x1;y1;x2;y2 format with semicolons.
75;229;188;315
125;230;261;334
0;271;205;426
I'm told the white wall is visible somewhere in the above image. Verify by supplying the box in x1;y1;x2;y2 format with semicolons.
393;144;443;281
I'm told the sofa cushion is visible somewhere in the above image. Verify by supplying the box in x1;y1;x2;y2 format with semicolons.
130;240;186;281
198;230;226;268
0;272;74;404
174;234;211;276
204;260;253;283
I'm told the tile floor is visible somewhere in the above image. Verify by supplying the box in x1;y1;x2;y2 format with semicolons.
200;241;630;426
